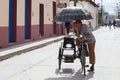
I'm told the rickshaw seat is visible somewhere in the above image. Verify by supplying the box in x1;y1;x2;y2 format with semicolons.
63;37;75;48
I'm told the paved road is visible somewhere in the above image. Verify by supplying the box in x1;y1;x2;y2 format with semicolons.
0;27;120;80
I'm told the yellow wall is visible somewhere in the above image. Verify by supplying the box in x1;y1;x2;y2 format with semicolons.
31;0;69;25
31;0;39;25
0;0;9;27
17;0;25;26
32;0;56;25
0;0;69;26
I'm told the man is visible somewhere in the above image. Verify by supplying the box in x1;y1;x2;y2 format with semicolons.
74;20;96;72
65;22;71;35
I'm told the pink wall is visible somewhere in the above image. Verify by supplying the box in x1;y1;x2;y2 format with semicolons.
44;24;53;38
16;26;24;43
31;25;39;40
0;27;8;48
31;24;63;39
0;23;63;48
56;24;62;36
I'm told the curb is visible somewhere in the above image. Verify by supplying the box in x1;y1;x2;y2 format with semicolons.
0;38;63;61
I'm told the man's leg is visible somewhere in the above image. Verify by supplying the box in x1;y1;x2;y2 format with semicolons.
87;41;96;71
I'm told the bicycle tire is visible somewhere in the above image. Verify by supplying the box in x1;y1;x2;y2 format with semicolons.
58;47;62;70
80;50;86;76
58;58;62;70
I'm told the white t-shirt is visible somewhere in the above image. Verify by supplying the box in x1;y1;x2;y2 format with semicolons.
78;24;96;44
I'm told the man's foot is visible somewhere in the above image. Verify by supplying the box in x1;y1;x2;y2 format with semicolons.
88;68;94;72
88;64;94;72
85;64;89;67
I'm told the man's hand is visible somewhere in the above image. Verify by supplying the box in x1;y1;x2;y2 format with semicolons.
74;27;80;37
79;37;86;42
84;32;91;38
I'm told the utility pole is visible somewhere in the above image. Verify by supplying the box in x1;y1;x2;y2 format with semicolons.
74;0;77;6
118;2;120;19
116;3;119;18
101;0;103;26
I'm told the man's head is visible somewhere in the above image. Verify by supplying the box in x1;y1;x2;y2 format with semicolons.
74;20;82;27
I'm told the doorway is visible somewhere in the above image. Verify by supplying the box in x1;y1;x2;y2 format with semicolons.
24;0;31;39
53;2;56;34
8;0;17;42
39;4;44;36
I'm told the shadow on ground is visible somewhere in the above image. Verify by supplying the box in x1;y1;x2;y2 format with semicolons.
44;68;95;80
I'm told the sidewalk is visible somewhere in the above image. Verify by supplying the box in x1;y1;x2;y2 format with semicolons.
0;36;64;61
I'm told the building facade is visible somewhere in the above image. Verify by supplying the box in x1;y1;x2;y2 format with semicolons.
0;0;69;48
70;0;99;30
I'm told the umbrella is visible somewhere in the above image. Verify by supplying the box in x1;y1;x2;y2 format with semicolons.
53;7;93;22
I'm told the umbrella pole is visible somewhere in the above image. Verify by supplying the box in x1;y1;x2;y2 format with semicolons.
71;22;76;39
74;0;77;6
73;24;76;39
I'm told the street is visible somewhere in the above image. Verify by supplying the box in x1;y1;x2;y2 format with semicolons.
0;26;120;80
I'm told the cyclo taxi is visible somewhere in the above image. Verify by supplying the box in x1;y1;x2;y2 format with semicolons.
58;32;89;76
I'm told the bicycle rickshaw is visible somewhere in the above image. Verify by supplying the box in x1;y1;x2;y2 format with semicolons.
53;7;92;76
58;36;88;76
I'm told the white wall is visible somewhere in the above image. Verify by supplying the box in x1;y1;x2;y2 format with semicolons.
69;1;98;29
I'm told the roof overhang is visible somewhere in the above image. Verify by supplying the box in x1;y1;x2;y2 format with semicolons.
69;0;99;7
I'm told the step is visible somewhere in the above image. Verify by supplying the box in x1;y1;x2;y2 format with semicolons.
63;60;74;63
64;55;74;60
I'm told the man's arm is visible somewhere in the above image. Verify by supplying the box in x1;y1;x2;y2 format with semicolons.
84;32;91;38
74;27;80;37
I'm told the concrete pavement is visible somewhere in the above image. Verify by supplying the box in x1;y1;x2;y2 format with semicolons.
0;36;64;61
8;26;120;80
0;27;120;80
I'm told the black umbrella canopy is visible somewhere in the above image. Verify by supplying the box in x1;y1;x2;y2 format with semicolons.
53;7;93;22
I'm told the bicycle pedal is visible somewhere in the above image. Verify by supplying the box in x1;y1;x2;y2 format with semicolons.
85;65;89;67
64;60;74;63
64;55;74;60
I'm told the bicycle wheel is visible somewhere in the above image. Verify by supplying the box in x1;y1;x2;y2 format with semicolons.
58;58;62;70
58;47;63;70
80;50;86;76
